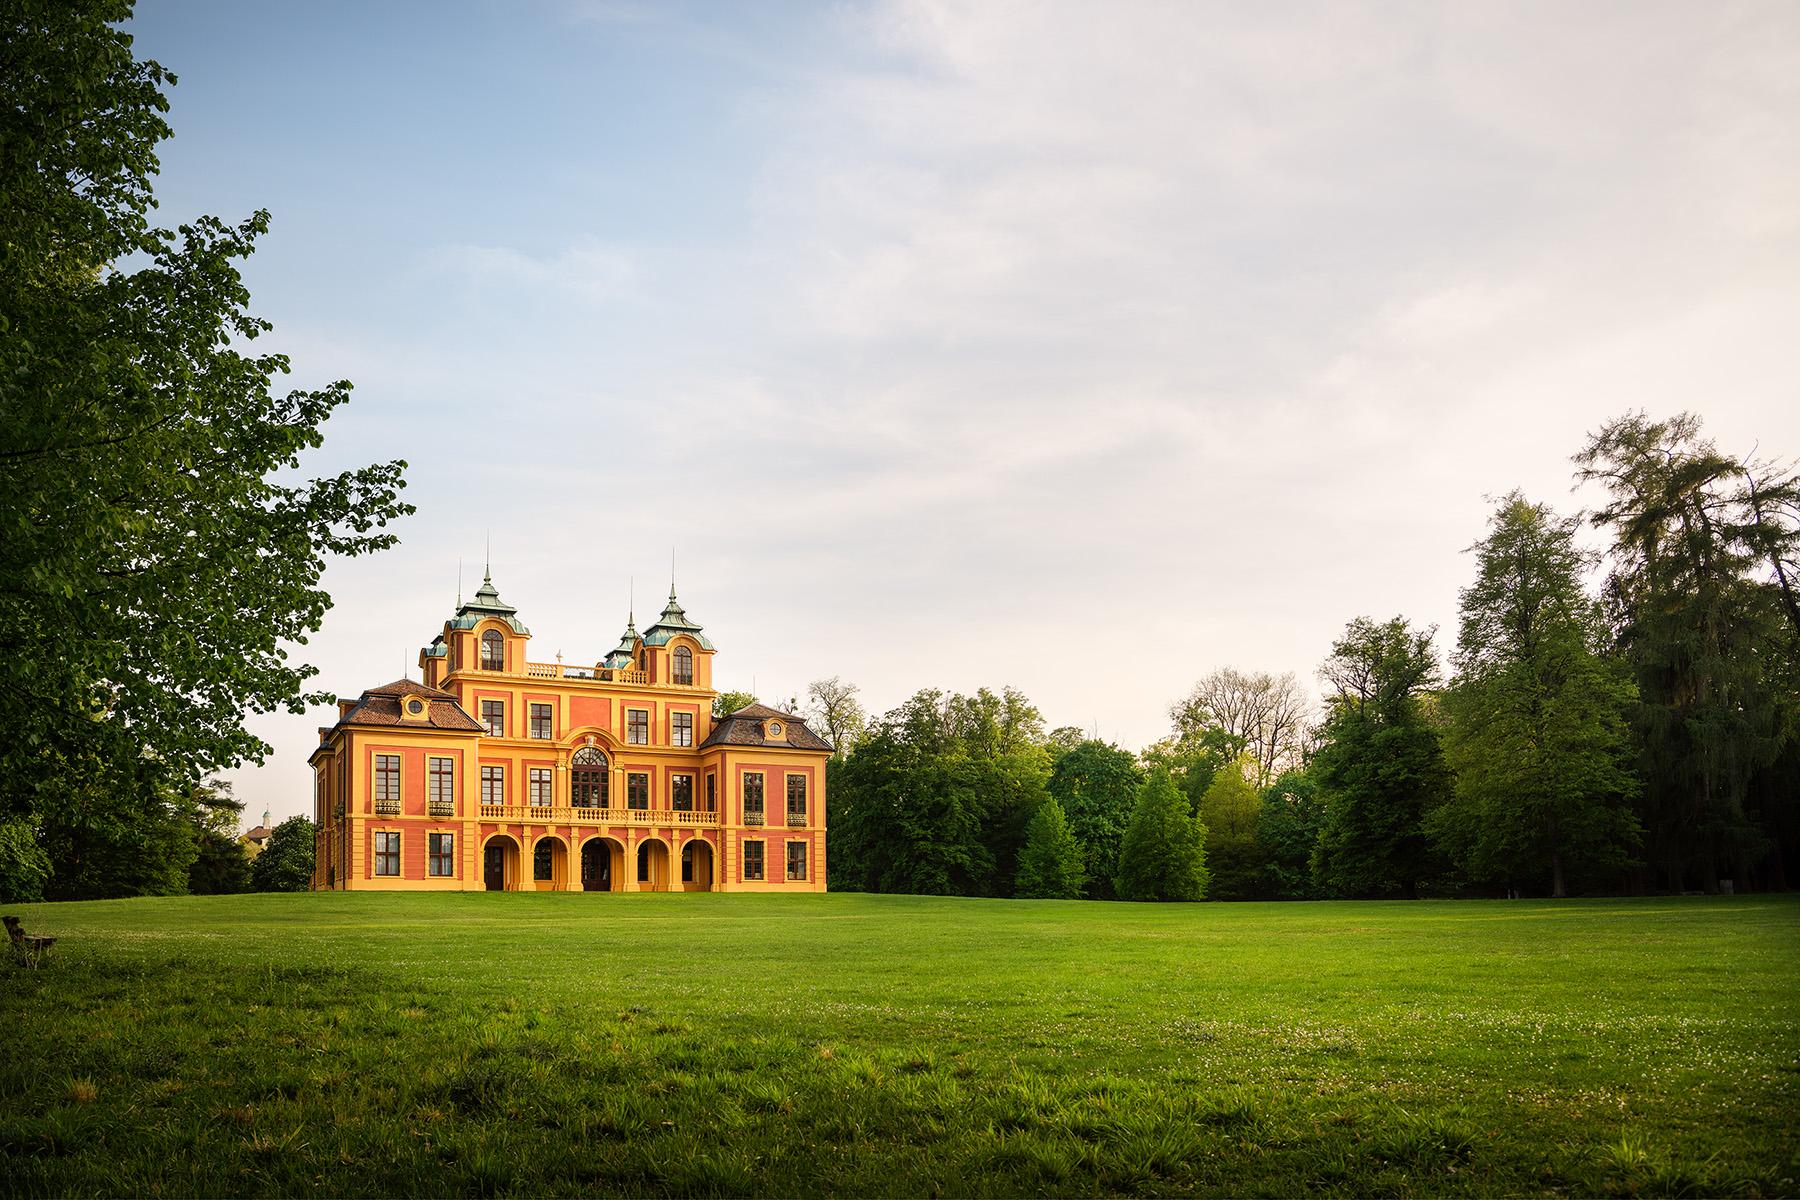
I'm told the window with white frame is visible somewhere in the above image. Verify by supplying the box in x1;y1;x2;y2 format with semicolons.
375;830;400;876
529;766;552;807
672;711;693;747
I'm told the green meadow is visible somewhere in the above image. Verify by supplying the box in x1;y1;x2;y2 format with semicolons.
1;893;1795;1198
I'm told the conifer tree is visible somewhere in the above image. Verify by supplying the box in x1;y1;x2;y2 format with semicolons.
1115;770;1209;901
1197;757;1264;898
1431;494;1641;896
1014;798;1086;898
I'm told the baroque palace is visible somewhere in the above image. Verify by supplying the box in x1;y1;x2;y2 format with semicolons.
308;572;832;892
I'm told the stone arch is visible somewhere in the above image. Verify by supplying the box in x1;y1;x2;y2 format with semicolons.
680;838;714;892
636;837;672;892
481;833;521;892
580;836;625;892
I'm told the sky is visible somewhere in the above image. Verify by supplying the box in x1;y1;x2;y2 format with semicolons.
124;0;1800;826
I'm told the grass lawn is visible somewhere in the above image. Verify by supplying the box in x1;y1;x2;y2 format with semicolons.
1;892;1795;1197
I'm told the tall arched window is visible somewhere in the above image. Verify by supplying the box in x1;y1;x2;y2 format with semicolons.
571;746;609;808
672;645;694;686
481;629;504;671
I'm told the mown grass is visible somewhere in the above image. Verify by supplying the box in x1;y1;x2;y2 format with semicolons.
1;892;1795;1197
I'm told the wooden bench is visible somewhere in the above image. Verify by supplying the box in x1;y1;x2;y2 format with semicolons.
4;915;56;969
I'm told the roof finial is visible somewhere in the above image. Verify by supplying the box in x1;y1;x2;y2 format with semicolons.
456;558;462;608
670;546;677;599
484;531;491;583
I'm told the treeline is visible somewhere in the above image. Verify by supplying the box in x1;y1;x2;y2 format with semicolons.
826;412;1800;900
0;780;316;902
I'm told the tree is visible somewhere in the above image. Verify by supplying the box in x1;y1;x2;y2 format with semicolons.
1258;770;1325;899
713;690;758;719
1170;668;1312;789
828;688;1050;897
805;676;868;758
1429;494;1641;896
1046;739;1142;899
1197;757;1264;899
1310;617;1451;899
250;817;315;892
0;818;52;903
185;780;251;894
1115;770;1209;902
1575;413;1796;891
1;2;411;892
1014;798;1086;899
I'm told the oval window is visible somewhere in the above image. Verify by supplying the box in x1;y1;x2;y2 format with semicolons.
406;699;424;715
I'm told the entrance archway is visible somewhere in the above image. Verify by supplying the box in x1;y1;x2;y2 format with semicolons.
680;839;714;891
636;838;671;892
531;836;568;890
482;835;520;891
580;837;624;892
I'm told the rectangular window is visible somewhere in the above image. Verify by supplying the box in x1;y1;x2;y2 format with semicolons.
627;772;649;810
428;832;454;876
529;767;552;807
481;700;505;738
529;703;552;740
375;831;400;876
671;774;693;812
786;841;807;881
627;709;649;745
375;754;400;815
429;757;455;817
743;773;764;825
672;711;693;747
743;840;765;881
786;774;807;825
705;774;716;812
481;765;505;806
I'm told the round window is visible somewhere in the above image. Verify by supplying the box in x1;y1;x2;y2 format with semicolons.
406;699;424;715
767;721;782;736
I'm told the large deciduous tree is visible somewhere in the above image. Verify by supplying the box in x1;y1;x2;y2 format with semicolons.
1310;617;1451;899
1169;668;1311;790
250;816;316;892
1430;494;1641;896
1045;739;1143;900
805;676;868;759
1575;413;1798;891
0;1;411;893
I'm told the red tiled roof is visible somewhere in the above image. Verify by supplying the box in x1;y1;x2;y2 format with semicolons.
332;679;483;733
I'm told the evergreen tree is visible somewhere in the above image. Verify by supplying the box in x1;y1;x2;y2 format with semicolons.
1116;770;1209;902
1197;757;1264;898
1014;798;1086;898
1045;740;1143;899
1430;494;1641;896
250;817;316;892
1311;617;1451;899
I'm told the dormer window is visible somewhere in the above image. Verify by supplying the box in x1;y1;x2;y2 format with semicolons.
765;719;785;742
673;646;694;686
481;629;504;671
401;695;430;723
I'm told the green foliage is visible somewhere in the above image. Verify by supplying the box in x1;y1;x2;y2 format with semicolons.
1116;770;1209;901
1311;617;1451;899
0;817;51;903
1045;740;1142;899
249;817;315;892
1014;798;1086;898
1197;759;1263;899
1257;771;1325;899
189;833;251;895
1430;494;1642;896
829;688;1049;896
1140;729;1240;814
0;2;410;890
1575;412;1799;892
712;690;758;719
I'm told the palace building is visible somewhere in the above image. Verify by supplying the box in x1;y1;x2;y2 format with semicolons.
308;573;831;892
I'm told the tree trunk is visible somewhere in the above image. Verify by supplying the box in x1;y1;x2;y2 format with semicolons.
1550;850;1566;899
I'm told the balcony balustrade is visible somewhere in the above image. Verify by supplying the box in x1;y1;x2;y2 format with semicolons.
743;811;765;826
375;799;401;817
523;662;661;685
479;804;719;827
787;812;808;827
428;800;455;818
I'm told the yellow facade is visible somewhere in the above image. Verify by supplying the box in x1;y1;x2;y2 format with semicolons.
309;576;830;893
